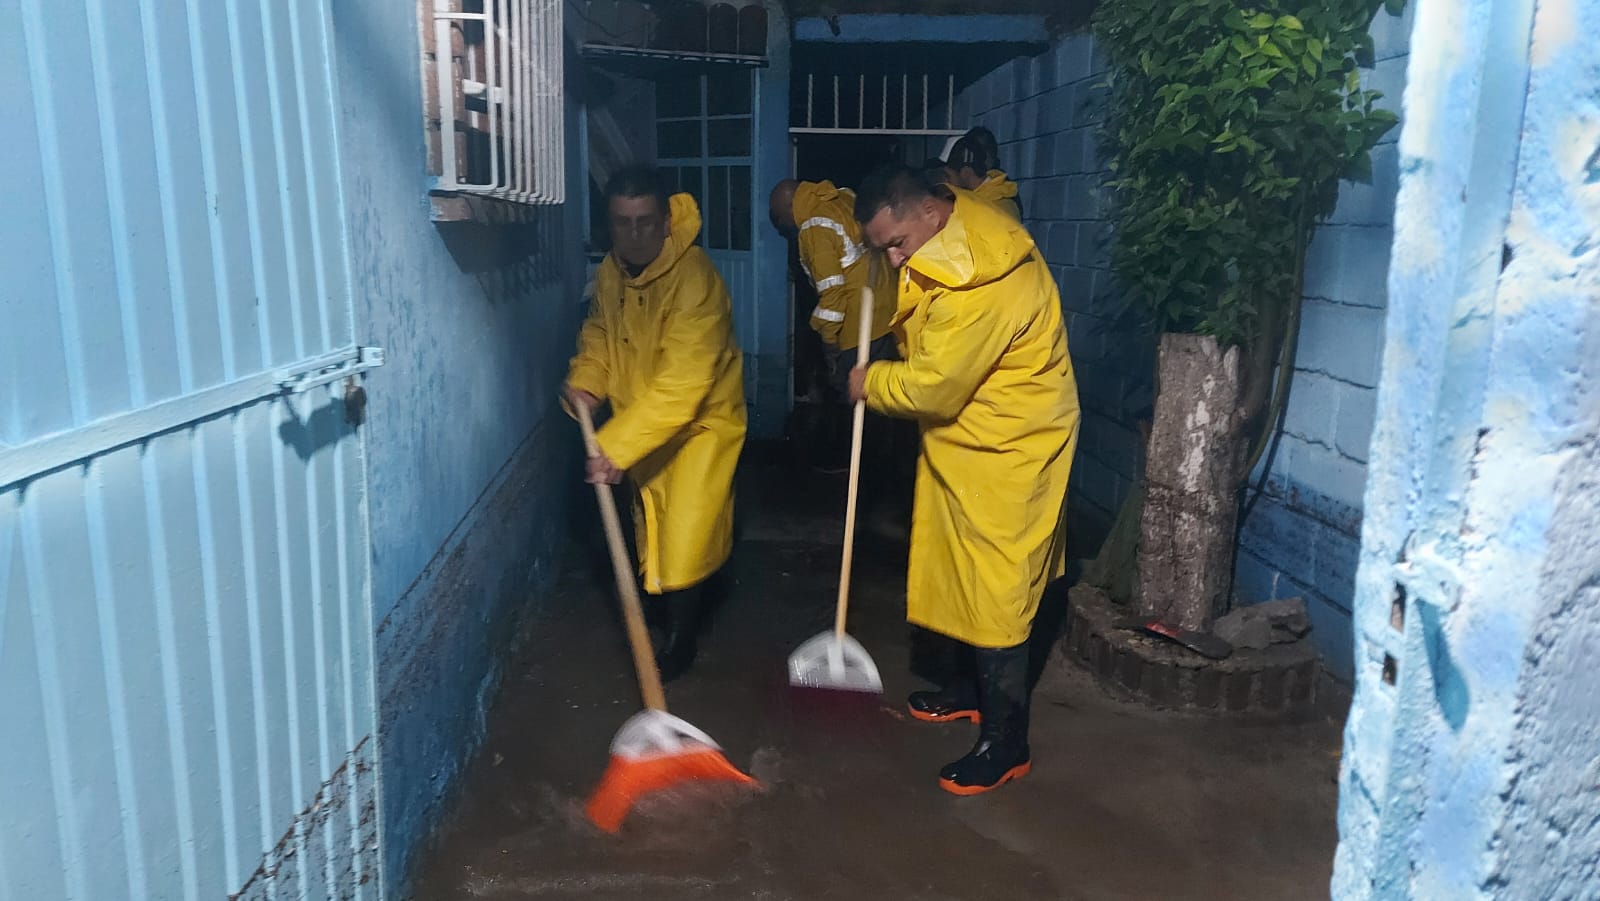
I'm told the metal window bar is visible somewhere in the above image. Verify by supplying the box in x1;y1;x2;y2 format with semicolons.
431;0;564;203
796;67;964;136
922;73;928;129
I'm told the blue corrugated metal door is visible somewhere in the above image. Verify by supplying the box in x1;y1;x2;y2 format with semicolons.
1;1;382;899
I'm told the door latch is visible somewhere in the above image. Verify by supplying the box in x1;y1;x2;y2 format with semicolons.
275;345;386;395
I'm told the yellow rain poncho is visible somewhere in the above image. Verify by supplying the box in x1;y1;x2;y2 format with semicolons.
864;190;1079;647
793;180;897;349
566;193;746;594
972;169;1022;221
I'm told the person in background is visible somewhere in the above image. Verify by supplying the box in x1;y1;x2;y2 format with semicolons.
564;165;747;683
851;165;1079;795
768;179;897;393
769;178;910;537
945;127;1023;220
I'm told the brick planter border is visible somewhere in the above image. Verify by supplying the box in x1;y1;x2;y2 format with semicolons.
1061;584;1321;715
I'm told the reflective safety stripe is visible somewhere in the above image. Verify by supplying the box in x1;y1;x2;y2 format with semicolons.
812;307;846;323
799;216;864;269
814;275;846;291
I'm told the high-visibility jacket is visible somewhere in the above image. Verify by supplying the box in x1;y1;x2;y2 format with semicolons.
566;193;746;594
793;180;896;349
864;190;1079;647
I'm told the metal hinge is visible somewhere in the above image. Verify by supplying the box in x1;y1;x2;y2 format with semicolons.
275;345;386;395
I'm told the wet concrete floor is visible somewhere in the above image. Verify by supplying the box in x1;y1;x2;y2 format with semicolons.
413;453;1348;900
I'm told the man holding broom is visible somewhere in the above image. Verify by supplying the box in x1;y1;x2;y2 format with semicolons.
563;165;746;683
850;165;1080;795
767;179;911;539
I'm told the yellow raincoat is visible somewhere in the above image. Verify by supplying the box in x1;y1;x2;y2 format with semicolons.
973;169;1022;221
864;190;1079;647
793;180;897;349
566;193;746;594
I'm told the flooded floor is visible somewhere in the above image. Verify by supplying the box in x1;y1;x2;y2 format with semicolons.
413;454;1347;900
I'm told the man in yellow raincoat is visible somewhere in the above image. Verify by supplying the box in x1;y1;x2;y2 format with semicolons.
564;166;746;682
768;179;897;358
767;179;899;470
850;165;1079;795
944;128;1023;221
768;178;911;534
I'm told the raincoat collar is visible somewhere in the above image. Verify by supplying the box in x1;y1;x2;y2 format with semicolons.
907;188;1036;290
617;192;703;288
979;169;1019;202
791;179;853;225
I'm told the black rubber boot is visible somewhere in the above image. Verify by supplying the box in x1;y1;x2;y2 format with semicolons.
938;642;1032;795
654;585;702;683
908;681;980;723
908;636;979;723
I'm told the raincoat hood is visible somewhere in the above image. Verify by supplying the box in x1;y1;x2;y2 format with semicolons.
791;179;851;225
979;170;1019;202
908;189;1037;290
624;192;704;288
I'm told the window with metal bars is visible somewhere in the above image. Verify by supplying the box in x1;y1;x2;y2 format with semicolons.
655;71;754;252
423;0;566;211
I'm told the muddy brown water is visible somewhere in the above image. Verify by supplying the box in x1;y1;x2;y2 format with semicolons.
412;459;1345;900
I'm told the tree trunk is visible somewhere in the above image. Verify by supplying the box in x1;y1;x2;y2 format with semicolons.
1135;333;1249;632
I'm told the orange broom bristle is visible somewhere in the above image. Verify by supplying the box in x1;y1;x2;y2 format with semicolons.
585;746;758;833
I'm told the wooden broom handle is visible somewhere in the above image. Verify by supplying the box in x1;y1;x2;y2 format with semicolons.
577;403;668;712
835;287;875;638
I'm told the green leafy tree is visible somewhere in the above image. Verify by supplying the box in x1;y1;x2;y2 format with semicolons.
1097;0;1400;350
1086;0;1403;612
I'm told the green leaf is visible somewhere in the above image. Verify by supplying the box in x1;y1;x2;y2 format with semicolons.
1231;34;1254;57
1307;37;1324;60
1276;14;1304;30
1346;69;1362;93
1302;54;1318;75
1248;11;1275;28
1259;40;1285;59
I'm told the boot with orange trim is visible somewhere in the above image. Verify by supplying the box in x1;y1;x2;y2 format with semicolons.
937;643;1031;795
907;633;979;723
907;681;980;723
915;633;972;726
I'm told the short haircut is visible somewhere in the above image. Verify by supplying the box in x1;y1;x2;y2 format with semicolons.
605;164;670;214
947;133;998;174
854;164;936;223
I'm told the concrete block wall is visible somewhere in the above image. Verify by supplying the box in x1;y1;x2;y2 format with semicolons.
953;5;1415;680
1235;2;1414;681
954;35;1153;535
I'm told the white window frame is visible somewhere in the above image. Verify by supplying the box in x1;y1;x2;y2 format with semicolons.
424;0;565;205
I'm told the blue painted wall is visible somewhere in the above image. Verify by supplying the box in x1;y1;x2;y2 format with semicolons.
952;9;1415;680
326;0;584;893
1334;0;1600;893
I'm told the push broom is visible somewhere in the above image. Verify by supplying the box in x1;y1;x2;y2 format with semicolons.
576;404;756;833
787;285;885;695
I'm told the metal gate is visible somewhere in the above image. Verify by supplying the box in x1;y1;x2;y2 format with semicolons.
2;1;381;898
